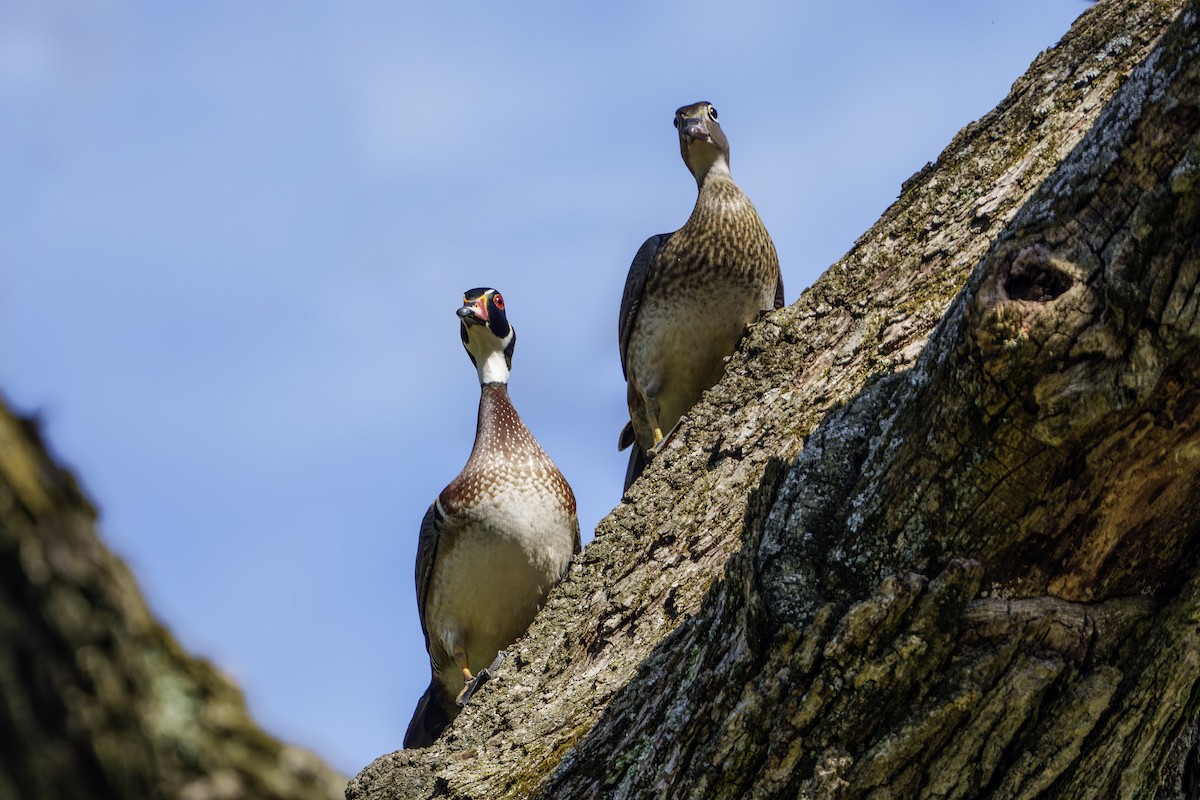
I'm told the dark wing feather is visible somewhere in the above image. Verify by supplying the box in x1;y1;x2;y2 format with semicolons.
403;678;458;749
617;420;637;451
414;501;442;650
623;445;648;492
618;233;671;379
774;273;785;310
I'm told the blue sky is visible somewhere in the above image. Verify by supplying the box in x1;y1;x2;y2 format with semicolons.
1;0;1087;775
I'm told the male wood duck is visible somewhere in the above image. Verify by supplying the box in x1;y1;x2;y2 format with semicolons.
404;288;580;749
618;101;783;490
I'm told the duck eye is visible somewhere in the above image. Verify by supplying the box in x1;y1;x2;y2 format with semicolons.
709;105;718;120
492;293;504;310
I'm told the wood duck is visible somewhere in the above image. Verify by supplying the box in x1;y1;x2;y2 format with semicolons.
403;288;580;749
618;101;784;490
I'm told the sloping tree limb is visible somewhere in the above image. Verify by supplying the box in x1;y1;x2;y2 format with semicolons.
544;2;1200;790
350;0;1197;797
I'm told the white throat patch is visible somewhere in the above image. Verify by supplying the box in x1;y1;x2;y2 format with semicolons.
464;325;513;385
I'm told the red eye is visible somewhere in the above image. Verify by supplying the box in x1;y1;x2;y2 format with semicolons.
493;293;504;310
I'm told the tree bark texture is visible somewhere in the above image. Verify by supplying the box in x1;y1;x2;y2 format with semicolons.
0;405;346;800
350;0;1200;797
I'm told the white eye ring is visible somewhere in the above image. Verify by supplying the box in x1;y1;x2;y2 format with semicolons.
709;105;718;120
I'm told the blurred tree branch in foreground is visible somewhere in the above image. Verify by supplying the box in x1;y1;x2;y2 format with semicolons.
0;405;345;799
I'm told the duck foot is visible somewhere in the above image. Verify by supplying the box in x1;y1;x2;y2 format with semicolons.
647;416;689;459
456;651;508;707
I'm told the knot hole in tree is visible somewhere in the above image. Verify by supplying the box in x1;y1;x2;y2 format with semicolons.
1002;243;1075;302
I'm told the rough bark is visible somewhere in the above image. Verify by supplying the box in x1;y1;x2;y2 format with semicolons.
0;405;345;800
350;0;1200;797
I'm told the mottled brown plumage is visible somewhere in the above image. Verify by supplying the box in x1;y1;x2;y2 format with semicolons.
437;385;575;519
618;101;783;490
404;289;579;749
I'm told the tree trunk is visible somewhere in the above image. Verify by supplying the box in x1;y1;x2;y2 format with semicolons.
349;0;1200;798
0;406;345;799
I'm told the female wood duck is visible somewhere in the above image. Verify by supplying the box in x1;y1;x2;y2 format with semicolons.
618;101;784;490
404;288;580;749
